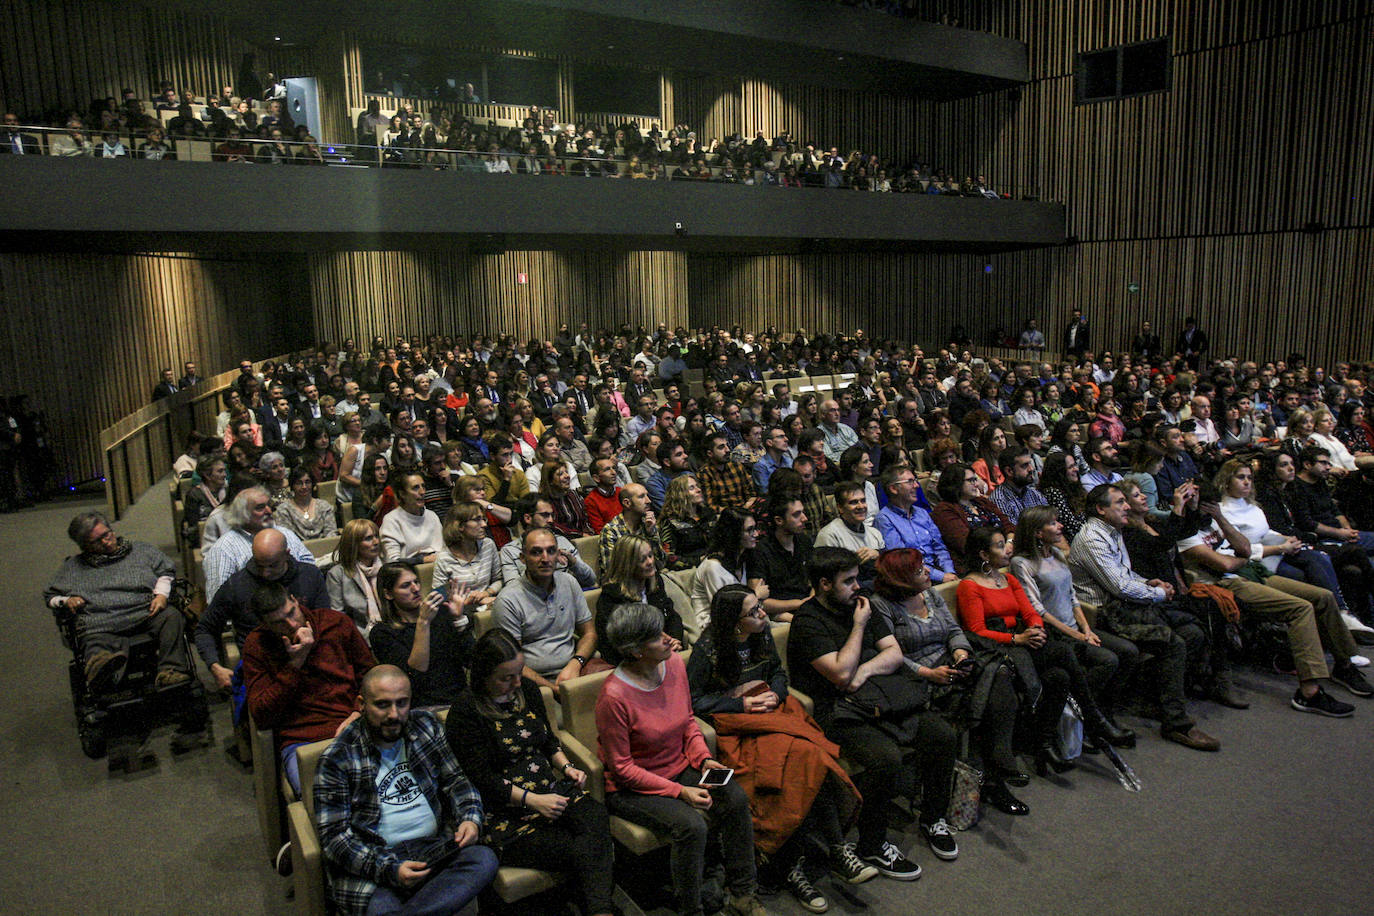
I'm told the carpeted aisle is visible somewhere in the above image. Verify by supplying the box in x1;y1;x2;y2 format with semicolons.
2;481;1370;915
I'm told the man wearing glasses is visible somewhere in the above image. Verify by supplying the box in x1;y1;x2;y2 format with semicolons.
875;467;956;582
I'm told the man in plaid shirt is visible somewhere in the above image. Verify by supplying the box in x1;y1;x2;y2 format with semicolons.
314;665;498;916
698;431;759;514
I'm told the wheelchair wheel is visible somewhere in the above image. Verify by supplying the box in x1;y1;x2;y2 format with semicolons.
79;718;107;760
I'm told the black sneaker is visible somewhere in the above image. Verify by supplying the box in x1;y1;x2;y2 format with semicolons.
920;819;959;861
785;859;829;914
1291;686;1355;718
1330;664;1374;698
829;842;879;884
859;841;922;881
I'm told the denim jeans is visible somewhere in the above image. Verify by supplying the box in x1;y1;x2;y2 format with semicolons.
365;845;499;915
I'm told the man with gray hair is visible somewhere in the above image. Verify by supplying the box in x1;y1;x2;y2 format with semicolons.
45;511;190;692
817;399;859;461
202;486;315;603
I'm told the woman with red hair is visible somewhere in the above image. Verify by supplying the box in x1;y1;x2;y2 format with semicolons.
870;548;1028;815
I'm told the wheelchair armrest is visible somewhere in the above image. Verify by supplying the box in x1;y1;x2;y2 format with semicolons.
557;731;605;802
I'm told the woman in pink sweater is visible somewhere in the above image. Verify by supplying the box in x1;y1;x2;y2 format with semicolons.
595;602;767;916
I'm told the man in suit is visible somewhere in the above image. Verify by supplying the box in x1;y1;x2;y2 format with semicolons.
151;368;179;402
1063;308;1090;358
1175;317;1209;370
0;113;39;155
261;396;295;449
296;382;325;423
177;361;202;389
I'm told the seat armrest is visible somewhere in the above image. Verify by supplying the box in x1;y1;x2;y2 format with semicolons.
695;717;717;755
287;801;327;916
558;730;605;801
788;688;815;716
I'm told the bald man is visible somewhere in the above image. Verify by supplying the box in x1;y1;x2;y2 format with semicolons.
314;665;497;916
597;482;660;570
196;528;333;690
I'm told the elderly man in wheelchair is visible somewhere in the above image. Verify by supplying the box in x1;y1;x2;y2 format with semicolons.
45;510;207;763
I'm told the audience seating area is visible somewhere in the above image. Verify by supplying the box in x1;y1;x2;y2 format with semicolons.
64;317;1374;914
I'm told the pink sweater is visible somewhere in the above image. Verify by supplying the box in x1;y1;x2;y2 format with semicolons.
596;652;710;796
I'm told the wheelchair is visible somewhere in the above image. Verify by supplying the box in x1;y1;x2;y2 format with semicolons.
55;578;212;772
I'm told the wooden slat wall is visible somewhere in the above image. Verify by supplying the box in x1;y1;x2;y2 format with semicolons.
0;253;312;487
689;225;1374;368
0;0;301;120
892;0;1374;366
307;250;689;347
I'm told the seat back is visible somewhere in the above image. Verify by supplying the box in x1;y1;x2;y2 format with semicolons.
416;562;435;594
573;535;600;578
316;480;338;505
297;738;334;822
662;573;694;647
304;535;340;562
558;668;614;775
933;579;961;614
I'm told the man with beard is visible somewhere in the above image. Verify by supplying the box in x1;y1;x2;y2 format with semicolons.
313;665;498;916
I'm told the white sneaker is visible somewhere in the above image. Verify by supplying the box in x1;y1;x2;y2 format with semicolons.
1340;611;1374;634
1350;655;1370;668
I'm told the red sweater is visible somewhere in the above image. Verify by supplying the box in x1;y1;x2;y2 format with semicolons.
596;652;710;796
584;486;623;534
243;605;375;751
955;575;1043;644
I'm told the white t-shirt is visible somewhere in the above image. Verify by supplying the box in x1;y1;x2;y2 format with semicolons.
1176;496;1284;575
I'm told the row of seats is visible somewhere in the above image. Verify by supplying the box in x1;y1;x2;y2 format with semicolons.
272;565;1092;914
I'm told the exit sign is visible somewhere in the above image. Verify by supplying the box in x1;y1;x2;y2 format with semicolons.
516;272;528;284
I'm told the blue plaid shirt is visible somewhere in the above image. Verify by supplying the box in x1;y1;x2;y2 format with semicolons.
314;710;485;916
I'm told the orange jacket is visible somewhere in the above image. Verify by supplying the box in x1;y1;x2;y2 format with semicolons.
710;696;861;853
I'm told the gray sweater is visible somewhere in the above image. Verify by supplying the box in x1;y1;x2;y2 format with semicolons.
45;542;175;635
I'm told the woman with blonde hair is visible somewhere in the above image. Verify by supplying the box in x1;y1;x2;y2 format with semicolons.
597;534;684;663
657;473;715;570
325;518;384;633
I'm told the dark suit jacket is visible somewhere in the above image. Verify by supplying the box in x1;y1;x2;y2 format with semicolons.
1175;328;1208;357
0;132;40;155
151;381;179;401
261;414;292;449
178;374;202;389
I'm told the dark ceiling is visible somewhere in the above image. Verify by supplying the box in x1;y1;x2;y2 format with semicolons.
191;0;1028;100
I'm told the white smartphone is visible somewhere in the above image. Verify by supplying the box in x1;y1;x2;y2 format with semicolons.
699;768;734;788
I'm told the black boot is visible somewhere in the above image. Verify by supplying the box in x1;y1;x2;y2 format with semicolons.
1082;704;1136;748
1036;739;1076;775
982;779;1029;816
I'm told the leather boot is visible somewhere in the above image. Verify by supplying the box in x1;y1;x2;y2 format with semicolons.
1082;704;1136;748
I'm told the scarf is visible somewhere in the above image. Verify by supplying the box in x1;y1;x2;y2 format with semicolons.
1188;581;1242;623
351;557;383;625
81;537;133;567
197;483;223;509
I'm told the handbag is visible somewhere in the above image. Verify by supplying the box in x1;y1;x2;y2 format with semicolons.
837;668;930;720
1057;701;1083;761
945;759;983;830
832;668;931;745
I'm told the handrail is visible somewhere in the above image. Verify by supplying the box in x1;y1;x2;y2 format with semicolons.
99;354;293;520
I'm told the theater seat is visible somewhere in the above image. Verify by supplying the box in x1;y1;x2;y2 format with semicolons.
573;535;600;577
768;622;813;715
557;669;670;856
316;480;337;505
288;688;569;914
